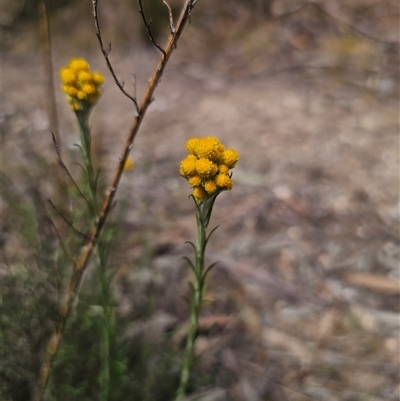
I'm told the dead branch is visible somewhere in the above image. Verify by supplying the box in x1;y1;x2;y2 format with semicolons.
162;0;176;34
45;211;76;265
138;0;167;57
92;0;140;113
47;199;90;240
51;132;88;203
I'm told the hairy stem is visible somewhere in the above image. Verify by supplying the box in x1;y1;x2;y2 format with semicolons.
77;111;98;219
176;203;207;398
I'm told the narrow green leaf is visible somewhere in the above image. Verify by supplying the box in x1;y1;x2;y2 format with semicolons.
182;256;195;271
188;281;195;297
201;261;218;287
205;225;219;244
184;241;196;252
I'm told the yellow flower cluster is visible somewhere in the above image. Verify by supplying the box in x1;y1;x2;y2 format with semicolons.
59;58;104;111
180;137;239;203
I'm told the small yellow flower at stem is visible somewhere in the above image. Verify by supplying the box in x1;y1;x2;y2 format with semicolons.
180;155;198;177
77;91;87;100
59;68;76;85
204;180;217;194
218;164;229;174
62;85;78;97
180;136;239;200
123;157;134;171
192;187;207;203
223;148;240;169
188;175;202;187
215;174;233;190
195;158;217;179
77;71;92;84
92;72;105;85
195;137;216;158
186;137;200;155
82;83;96;95
60;58;104;111
68;57;90;73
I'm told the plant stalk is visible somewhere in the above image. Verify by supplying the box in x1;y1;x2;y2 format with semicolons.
33;2;198;400
176;203;207;399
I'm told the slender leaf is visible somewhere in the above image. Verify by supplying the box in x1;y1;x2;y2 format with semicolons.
182;256;195;271
205;225;219;244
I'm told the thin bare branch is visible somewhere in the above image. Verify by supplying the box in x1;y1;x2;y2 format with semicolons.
47;199;91;240
51;132;88;203
138;0;167;57
34;2;198;399
45;211;77;265
162;0;176;34
92;0;140;112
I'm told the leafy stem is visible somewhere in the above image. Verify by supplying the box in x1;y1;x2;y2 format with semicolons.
176;195;218;398
76;110;98;220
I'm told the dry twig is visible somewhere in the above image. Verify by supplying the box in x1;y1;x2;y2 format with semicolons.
51;132;88;202
92;0;140;112
162;0;176;34
47;199;90;240
138;0;167;57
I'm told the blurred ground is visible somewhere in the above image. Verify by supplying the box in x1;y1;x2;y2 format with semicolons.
2;0;399;400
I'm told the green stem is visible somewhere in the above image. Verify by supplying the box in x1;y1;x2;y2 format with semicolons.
176;203;207;399
76;110;97;220
76;109;113;400
96;236;114;401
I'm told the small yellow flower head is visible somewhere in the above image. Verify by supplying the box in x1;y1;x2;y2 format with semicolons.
59;58;104;111
193;186;207;203
218;164;229;174
62;85;78;97
204;180;217;194
196;158;217;179
60;68;76;85
180;136;239;202
186;137;200;155
82;83;96;95
92;72;105;85
188;175;202;187
196;137;219;158
223;148;240;169
180;154;198;177
216;174;233;190
68;58;90;73
77;90;87;100
77;71;92;84
123;157;134;171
